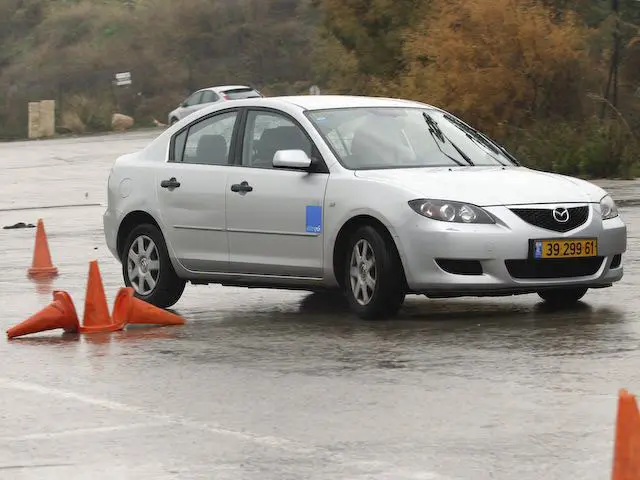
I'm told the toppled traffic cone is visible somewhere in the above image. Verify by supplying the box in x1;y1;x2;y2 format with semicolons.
27;219;58;279
7;291;79;339
612;389;640;480
112;287;185;327
79;260;125;333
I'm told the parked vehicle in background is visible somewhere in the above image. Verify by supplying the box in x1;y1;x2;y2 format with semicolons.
106;95;627;320
168;85;262;124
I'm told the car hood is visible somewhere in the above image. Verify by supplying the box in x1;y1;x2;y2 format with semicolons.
353;166;607;206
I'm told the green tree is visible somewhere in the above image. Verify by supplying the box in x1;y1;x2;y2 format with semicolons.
312;0;425;77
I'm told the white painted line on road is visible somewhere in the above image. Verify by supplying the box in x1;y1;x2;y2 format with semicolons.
0;378;143;412
0;378;450;479
0;422;167;442
0;378;312;453
0;203;102;212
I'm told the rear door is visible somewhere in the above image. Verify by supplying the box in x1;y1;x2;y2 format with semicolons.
156;108;241;272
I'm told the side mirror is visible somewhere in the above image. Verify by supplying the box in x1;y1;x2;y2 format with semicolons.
273;149;312;169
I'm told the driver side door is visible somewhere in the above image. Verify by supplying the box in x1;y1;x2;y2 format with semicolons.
225;108;330;278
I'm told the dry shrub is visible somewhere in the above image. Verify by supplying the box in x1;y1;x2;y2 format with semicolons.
313;0;425;77
402;0;595;136
60;110;86;134
60;93;114;133
506;115;640;179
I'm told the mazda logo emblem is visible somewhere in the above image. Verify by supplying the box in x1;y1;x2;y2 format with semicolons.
552;207;570;223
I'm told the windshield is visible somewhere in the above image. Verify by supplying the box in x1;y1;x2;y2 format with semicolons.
305;107;518;170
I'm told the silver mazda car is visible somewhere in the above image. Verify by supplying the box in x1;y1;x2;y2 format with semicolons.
104;95;627;319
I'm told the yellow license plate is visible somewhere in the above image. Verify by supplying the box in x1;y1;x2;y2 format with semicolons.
532;238;598;259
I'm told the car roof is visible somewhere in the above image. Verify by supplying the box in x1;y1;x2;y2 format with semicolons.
182;95;440;120
266;95;436;111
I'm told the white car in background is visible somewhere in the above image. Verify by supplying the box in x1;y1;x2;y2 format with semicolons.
104;95;627;319
168;85;262;124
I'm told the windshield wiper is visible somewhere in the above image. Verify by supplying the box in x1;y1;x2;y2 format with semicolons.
461;130;508;166
442;113;519;166
423;112;474;166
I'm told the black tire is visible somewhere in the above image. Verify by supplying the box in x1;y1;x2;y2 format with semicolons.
170;117;178;125
343;225;406;320
121;223;186;308
538;287;587;307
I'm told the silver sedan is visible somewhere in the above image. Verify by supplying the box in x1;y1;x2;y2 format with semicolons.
104;95;627;319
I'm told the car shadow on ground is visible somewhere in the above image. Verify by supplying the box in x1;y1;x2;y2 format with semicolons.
294;290;627;335
298;290;606;320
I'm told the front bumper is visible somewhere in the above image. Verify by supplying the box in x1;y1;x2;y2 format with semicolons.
397;204;627;295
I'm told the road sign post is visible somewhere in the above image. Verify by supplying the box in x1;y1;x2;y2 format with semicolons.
114;72;132;87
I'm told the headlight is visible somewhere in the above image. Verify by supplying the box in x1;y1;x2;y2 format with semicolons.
408;199;495;224
600;194;618;220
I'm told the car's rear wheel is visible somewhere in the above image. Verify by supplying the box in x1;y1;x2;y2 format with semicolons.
538;287;587;306
121;224;186;308
343;225;405;320
170;117;178;125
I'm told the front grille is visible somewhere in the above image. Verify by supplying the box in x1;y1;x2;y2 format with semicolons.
510;206;589;232
505;257;603;279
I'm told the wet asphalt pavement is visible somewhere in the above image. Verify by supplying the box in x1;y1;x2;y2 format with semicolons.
1;130;640;480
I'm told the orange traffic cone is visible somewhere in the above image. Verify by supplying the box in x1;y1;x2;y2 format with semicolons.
612;389;640;480
27;219;58;279
7;291;79;339
79;260;125;333
112;287;185;327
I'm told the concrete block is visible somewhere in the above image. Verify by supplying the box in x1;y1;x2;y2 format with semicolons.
27;100;56;139
28;102;41;139
39;100;55;137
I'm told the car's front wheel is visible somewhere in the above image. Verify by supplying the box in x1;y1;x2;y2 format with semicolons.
121;224;186;308
538;287;587;307
343;225;405;320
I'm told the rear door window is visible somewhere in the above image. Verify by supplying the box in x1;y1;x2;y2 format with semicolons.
184;91;203;107
200;90;219;103
171;111;239;165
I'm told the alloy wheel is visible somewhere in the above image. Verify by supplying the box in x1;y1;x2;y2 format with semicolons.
127;235;160;296
349;239;377;306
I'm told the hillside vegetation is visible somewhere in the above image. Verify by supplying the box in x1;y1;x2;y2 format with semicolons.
1;0;640;177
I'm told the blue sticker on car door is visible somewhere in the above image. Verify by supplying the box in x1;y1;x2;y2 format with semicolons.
305;206;322;233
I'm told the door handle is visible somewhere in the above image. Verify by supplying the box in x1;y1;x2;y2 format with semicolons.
160;177;181;189
230;181;253;193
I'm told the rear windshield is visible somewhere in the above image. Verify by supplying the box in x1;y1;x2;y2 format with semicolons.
222;88;262;100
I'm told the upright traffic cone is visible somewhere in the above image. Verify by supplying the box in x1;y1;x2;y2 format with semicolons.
612;389;640;480
7;291;79;339
79;260;125;333
27;219;58;279
112;287;185;327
